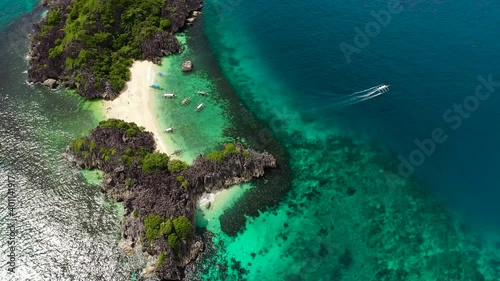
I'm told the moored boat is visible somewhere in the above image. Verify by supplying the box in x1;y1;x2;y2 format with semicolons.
163;93;176;98
195;103;205;111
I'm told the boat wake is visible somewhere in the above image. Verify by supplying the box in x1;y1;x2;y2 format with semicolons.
311;84;390;111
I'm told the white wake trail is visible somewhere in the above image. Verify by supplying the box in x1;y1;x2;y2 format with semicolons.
308;85;389;112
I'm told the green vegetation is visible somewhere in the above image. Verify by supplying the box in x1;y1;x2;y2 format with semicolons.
205;143;240;162
172;216;192;240
135;146;151;158
118;154;135;166
40;0;179;94
99;147;113;161
181;180;189;189
47;9;62;26
156;251;167;268
70;120;154;165
97;119;142;137
143;214;192;252
167;233;180;252
71;137;87;153
133;210;139;218
41;9;62;36
124;178;132;186
160;219;173;236
144;214;163;241
168;159;189;173
242;150;250;158
89;140;97;152
140;152;169;173
126;128;137;137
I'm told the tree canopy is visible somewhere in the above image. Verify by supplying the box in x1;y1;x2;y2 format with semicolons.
168;159;189;173
205;143;240;162
35;0;179;97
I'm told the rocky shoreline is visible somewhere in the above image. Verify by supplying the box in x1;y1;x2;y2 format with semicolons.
28;0;203;99
67;119;276;280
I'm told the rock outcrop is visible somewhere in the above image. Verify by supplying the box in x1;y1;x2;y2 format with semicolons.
66;119;276;280
42;78;58;89
28;0;203;99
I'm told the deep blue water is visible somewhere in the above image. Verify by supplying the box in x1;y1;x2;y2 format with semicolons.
204;0;500;228
2;0;500;280
190;0;500;278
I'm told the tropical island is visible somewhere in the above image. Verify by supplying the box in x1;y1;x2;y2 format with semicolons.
67;119;276;279
28;0;202;99
27;0;279;279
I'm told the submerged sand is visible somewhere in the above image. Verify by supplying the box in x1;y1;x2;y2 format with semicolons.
102;61;171;155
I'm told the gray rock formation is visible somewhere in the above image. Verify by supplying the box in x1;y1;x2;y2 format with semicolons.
66;120;276;280
42;78;58;89
181;60;193;72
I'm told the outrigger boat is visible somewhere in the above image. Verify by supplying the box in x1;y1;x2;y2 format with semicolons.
158;72;167;77
195;103;205;112
181;98;191;105
150;84;162;90
165;127;175;133
163;93;176;98
196;91;208;96
171;149;183;156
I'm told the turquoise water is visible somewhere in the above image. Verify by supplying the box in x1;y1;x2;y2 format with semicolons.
0;1;38;29
0;2;285;280
0;5;140;280
185;0;500;280
153;33;232;163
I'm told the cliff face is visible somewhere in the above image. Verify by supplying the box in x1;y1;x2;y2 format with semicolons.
28;0;203;99
67;120;276;280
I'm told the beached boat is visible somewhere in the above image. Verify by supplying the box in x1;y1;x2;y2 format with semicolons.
163;93;176;98
150;84;162;90
196;91;208;96
181;98;191;105
165;127;175;133
195;103;205;111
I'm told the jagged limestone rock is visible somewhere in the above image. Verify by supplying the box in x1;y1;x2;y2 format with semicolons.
66;120;276;280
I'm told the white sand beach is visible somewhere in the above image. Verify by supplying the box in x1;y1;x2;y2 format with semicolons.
102;61;170;155
102;60;239;214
